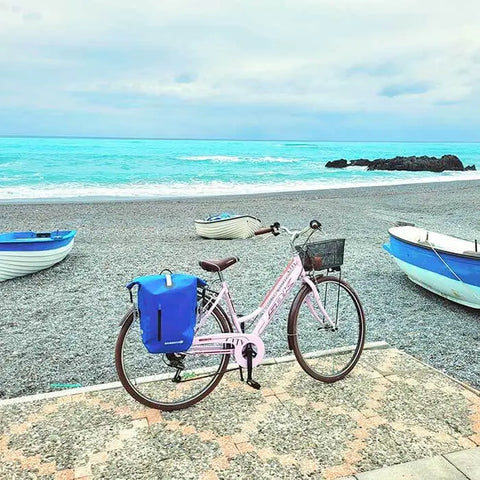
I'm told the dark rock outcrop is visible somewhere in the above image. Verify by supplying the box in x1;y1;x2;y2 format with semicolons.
325;159;348;168
349;159;372;167
325;155;476;172
368;155;464;172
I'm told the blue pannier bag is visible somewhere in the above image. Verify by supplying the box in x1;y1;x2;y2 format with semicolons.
126;273;206;354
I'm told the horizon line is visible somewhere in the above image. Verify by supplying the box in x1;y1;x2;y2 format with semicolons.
0;134;480;144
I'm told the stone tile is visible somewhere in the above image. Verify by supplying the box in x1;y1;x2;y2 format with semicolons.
356;423;461;474
74;464;92;478
0;399;53;436
361;349;428;376
445;447;480;480
200;470;219;480
218;451;309;480
288;367;382;412
252;401;357;465
5;416;135;471
377;381;473;438
160;380;266;438
236;442;254;454
83;388;146;412
93;426;221;479
356;455;469;480
55;469;75;480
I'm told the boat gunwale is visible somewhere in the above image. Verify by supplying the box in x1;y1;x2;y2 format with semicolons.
0;230;76;244
194;215;261;225
388;230;480;261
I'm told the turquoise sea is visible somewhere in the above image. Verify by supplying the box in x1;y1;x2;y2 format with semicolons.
0;137;479;201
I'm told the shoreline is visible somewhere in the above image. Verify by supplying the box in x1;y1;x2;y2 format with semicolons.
0;180;479;399
1;176;480;206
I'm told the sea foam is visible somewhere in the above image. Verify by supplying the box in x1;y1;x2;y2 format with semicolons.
1;171;480;202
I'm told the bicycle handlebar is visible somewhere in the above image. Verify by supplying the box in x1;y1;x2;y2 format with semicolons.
254;219;322;240
254;221;280;236
254;227;275;236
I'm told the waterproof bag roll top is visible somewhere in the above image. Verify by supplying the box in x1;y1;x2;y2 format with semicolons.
127;273;206;354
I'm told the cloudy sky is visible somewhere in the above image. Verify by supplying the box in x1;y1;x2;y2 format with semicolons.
1;0;480;141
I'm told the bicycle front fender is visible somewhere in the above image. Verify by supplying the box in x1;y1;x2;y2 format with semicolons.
286;275;324;350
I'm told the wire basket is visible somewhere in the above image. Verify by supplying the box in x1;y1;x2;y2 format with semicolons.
295;238;345;271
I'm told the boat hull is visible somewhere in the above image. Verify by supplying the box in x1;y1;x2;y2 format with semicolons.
0;231;76;281
195;216;261;239
383;227;480;309
388;255;480;309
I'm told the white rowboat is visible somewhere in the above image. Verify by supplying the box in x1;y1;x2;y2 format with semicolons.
194;215;261;240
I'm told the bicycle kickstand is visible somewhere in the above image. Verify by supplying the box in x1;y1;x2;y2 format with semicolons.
245;343;261;390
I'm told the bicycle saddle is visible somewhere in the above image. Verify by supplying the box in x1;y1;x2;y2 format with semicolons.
199;257;238;272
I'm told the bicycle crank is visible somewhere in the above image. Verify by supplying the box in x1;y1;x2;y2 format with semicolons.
233;336;265;368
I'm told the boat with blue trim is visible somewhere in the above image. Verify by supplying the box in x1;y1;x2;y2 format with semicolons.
0;230;76;281
195;213;261;239
383;225;480;309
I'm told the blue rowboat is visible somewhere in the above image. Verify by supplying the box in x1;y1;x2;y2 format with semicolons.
0;230;76;281
383;225;480;309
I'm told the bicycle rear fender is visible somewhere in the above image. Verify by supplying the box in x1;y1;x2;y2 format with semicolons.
119;307;135;327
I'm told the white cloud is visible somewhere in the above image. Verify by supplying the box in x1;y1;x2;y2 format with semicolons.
1;0;480;138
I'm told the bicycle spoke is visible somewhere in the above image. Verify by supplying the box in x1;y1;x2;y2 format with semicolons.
115;296;231;411
290;276;365;382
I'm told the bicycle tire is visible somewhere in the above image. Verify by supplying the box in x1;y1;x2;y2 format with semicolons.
115;293;231;411
288;275;365;382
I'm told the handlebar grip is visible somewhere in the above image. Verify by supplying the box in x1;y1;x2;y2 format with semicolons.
310;220;322;230
254;227;274;236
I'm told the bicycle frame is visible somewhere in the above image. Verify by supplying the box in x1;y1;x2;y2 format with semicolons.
189;252;335;368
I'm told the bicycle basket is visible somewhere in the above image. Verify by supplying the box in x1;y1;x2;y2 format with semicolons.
295;238;345;271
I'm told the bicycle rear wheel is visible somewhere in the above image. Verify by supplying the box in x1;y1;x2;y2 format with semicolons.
288;275;365;382
115;294;231;411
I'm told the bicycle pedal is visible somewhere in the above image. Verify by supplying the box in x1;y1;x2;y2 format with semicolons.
246;379;261;390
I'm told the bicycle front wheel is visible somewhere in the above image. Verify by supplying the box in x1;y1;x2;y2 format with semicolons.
288;275;365;382
115;296;231;411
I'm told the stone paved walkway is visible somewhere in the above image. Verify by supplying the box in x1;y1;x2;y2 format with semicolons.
343;447;480;479
1;347;479;479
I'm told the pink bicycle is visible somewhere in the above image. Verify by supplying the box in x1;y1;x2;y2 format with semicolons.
115;220;366;410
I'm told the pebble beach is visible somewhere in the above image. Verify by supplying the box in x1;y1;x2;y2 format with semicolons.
0;180;479;400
